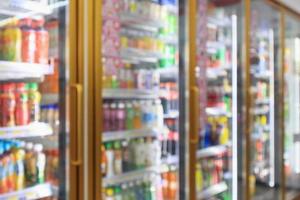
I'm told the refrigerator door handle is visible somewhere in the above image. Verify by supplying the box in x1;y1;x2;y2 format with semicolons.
70;83;83;166
190;86;199;144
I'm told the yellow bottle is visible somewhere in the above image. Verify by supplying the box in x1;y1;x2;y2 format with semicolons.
219;117;229;145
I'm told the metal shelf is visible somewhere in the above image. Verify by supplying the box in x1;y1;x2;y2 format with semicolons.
164;110;179;119
197;144;229;159
103;166;159;186
0;183;54;200
120;47;163;63
253;70;271;80
206;66;231;79
255;98;270;104
120;12;164;32
161;155;179;165
0;1;68;26
103;89;161;99
197;182;228;199
206;107;231;117
0;122;53;139
102;128;160;142
0;61;53;81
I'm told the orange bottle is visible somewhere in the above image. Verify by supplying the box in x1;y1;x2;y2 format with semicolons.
101;145;107;177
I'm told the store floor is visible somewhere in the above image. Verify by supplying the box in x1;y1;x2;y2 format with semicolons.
255;184;300;200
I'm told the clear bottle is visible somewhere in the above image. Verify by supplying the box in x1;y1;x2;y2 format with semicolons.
114;141;122;175
105;142;114;177
34;144;46;184
27;83;41;123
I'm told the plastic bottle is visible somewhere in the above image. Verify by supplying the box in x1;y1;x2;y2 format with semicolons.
121;140;130;172
134;138;145;169
110;103;117;131
13;142;25;190
19;18;36;63
154;99;164;128
103;103;111;131
24;143;36;186
132;101;142;129
27;83;41;123
116;102;126;131
2;84;16;127
106;187;115;200
125;102;134;130
114;141;122;175
4;141;15;192
34;144;46;184
33;18;49;64
219;117;229;145
2;20;21;61
15;83;29;126
105;142;114;177
101;145;107;177
114;186;122;200
196;163;203;192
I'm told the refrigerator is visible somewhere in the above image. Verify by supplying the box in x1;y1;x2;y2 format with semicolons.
248;0;281;197
192;0;242;199
284;13;300;191
0;0;83;200
96;0;182;199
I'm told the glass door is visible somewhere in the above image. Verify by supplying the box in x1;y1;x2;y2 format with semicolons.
284;13;300;195
249;1;281;198
194;0;241;199
0;0;82;200
96;0;182;199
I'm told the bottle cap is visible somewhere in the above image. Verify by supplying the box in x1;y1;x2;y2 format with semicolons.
114;186;122;194
34;144;43;152
29;83;38;90
106;188;114;196
114;141;121;149
26;142;34;150
105;142;112;150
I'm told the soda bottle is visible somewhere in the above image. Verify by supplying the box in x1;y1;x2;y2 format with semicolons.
113;141;122;175
27;83;41;123
110;103;117;131
103;103;111;131
12;142;25;190
4;141;15;192
34;144;46;184
121;140;130;172
2;20;21;61
24;143;36;186
15;83;29;126
19;18;36;63
2;84;16;127
125;102;134;130
116;102;125;131
106;187;115;200
101;145;107;177
114;186;122;200
105;142;114;177
33;18;49;64
132;101;142;129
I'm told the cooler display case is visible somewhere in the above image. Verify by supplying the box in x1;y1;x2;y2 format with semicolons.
249;0;281;197
96;0;181;199
284;13;300;191
0;0;82;200
193;0;241;199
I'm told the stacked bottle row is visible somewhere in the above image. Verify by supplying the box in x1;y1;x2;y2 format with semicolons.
196;152;230;191
103;100;164;132
0;18;49;64
102;63;160;90
103;177;159;200
103;167;178;200
102;137;161;177
161;119;179;157
200;117;230;149
160;82;178;114
40;104;59;135
0;82;41;127
0;140;46;194
206;80;231;111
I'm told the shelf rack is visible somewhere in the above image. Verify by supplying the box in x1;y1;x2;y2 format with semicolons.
0;122;53;139
197;144;229;159
0;61;53;82
0;183;54;200
102;128;160;142
103;166;159;186
197;182;228;199
103;89;162;99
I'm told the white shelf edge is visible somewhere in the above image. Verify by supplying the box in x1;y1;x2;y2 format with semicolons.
164;110;179;118
102;128;160;142
0;122;53;139
197;144;229;159
197;182;228;199
103;166;159;186
0;183;53;200
102;89;160;99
